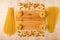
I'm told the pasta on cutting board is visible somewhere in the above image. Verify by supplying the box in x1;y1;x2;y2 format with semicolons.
3;2;59;37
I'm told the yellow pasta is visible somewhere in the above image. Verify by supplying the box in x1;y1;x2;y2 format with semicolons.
46;7;59;33
39;11;46;18
3;7;16;36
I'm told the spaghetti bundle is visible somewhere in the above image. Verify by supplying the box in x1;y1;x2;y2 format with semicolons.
46;7;59;33
3;7;16;36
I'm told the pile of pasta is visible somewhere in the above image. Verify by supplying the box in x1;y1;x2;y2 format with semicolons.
17;30;44;37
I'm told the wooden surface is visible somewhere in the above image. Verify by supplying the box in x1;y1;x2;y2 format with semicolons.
16;10;46;31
